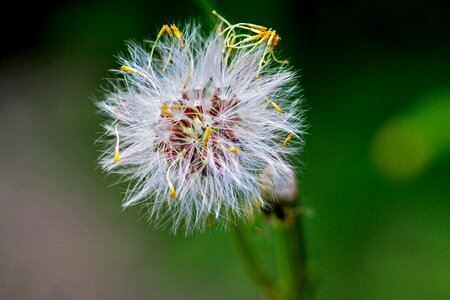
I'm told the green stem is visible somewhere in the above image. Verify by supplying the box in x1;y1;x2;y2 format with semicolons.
273;204;310;300
231;225;277;300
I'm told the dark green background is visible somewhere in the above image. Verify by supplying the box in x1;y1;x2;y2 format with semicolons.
1;0;448;299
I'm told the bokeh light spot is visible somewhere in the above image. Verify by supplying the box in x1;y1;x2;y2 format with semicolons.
371;118;431;181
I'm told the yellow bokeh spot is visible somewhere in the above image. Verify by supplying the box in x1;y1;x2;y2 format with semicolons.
371;118;431;181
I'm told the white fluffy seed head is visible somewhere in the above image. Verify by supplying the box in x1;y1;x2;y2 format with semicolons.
97;19;306;234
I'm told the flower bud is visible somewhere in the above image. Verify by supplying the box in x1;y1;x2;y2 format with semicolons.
260;167;298;207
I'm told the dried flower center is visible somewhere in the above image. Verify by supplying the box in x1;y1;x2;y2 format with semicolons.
157;89;241;176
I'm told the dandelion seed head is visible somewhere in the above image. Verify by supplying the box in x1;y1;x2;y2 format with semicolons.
97;14;306;233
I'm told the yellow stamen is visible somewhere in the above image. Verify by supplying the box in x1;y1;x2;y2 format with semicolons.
120;65;138;73
261;30;273;42
213;14;288;80
283;132;294;146
121;65;153;84
268;30;280;48
207;215;213;228
202;126;211;148
248;24;268;32
161;103;174;118
170;24;184;48
168;181;177;199
157;24;172;39
114;124;120;162
227;147;241;153
271;101;283;113
114;151;120;162
240;33;264;44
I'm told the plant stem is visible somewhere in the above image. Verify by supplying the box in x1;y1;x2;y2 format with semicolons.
231;225;277;300
273;203;310;300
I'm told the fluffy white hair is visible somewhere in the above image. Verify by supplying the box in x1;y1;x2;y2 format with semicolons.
97;21;305;233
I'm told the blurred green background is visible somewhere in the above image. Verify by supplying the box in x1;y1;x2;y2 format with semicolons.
1;0;449;299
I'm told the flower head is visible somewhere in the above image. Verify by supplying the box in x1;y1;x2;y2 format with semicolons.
97;12;305;233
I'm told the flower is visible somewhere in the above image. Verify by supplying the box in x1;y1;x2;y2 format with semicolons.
97;13;305;233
